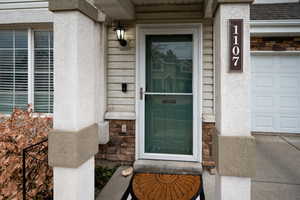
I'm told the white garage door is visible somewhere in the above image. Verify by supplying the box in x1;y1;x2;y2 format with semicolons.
251;53;300;133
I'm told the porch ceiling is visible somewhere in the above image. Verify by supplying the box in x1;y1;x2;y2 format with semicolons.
130;0;203;5
94;0;205;20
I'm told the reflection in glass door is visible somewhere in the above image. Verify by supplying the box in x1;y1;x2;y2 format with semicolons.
145;35;193;155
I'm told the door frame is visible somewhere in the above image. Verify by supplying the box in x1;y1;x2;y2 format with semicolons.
136;24;203;162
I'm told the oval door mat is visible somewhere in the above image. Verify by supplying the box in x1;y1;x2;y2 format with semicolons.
130;173;204;200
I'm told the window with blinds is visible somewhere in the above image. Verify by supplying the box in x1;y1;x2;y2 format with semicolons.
0;30;28;113
0;29;53;114
34;31;53;113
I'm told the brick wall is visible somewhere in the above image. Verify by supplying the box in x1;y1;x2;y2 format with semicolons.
96;120;216;168
251;37;300;51
202;122;215;168
96;120;135;165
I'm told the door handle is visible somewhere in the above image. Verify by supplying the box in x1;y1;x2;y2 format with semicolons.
140;87;144;100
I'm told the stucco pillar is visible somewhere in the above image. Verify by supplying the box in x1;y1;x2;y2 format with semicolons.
50;11;103;200
213;2;255;200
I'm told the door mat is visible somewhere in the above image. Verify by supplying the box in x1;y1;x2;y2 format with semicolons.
123;173;205;200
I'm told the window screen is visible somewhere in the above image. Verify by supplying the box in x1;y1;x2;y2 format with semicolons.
34;31;53;113
0;30;28;113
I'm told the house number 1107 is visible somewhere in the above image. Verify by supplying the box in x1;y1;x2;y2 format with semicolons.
229;19;243;72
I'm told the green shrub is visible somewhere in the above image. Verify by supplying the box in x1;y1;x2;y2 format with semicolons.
95;166;117;192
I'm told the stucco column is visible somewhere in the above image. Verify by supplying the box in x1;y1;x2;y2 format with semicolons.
49;10;103;200
213;2;255;200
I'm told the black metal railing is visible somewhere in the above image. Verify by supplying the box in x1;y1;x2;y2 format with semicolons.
22;139;53;200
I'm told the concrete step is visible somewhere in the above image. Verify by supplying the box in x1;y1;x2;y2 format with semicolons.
134;159;203;175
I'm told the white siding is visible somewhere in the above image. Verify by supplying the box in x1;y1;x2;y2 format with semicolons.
107;26;136;113
106;21;215;121
202;22;214;120
0;0;52;24
0;0;48;10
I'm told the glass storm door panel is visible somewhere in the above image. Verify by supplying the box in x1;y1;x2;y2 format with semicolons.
145;35;193;155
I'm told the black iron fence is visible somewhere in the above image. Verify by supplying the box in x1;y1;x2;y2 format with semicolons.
22;139;53;200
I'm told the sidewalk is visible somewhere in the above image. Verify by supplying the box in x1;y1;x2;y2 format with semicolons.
203;134;300;200
252;134;300;200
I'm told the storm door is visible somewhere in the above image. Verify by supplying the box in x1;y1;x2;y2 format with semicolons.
138;28;201;161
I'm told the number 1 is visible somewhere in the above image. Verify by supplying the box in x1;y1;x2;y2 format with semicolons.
233;25;238;35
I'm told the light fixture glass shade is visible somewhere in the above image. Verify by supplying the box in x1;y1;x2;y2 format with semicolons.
116;28;125;41
114;22;127;46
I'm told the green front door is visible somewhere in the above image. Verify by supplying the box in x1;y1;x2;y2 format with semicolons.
144;35;193;156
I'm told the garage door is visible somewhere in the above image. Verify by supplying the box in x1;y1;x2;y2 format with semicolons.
251;54;300;133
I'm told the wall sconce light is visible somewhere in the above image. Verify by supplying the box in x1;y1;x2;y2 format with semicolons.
114;21;127;47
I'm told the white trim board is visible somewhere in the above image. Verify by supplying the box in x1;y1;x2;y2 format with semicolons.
202;113;215;123
251;51;300;55
104;111;136;120
135;23;203;162
250;20;300;36
254;0;299;4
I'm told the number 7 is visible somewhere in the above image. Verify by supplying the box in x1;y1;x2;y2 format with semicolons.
232;56;239;66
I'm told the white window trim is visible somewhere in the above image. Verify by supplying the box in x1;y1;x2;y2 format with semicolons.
28;28;34;107
135;23;203;162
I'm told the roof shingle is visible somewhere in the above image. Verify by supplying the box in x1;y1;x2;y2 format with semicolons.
250;3;300;20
